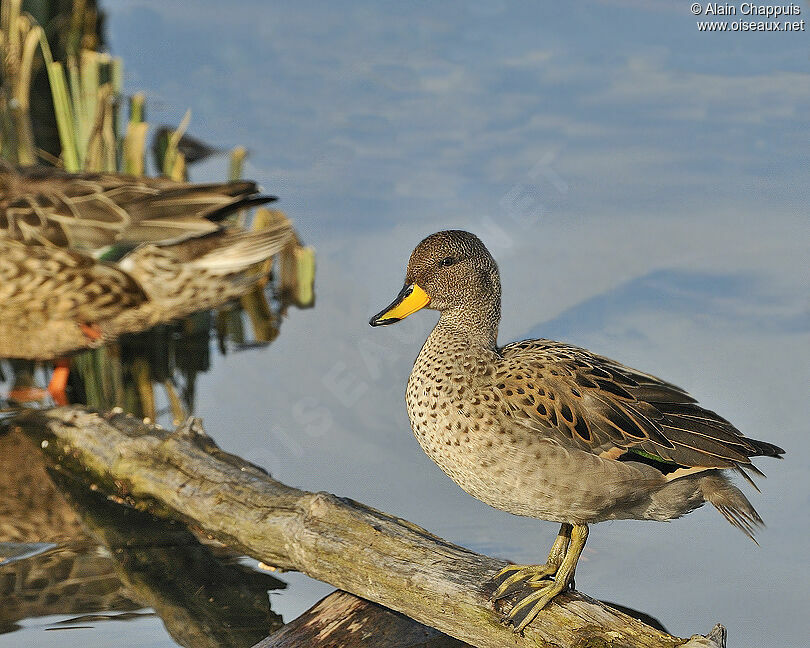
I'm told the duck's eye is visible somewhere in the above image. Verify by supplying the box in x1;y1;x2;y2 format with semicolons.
439;256;456;267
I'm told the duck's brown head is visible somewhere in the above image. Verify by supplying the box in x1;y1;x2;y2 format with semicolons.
369;230;501;327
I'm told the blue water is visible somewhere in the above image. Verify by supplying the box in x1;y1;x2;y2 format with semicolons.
2;1;807;646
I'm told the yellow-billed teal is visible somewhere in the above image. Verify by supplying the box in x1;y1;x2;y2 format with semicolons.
370;230;784;632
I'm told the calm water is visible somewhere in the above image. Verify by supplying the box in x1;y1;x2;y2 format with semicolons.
2;1;808;647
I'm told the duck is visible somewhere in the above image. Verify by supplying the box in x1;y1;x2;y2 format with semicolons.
0;165;291;404
0;224;293;361
369;230;784;633
0;162;275;251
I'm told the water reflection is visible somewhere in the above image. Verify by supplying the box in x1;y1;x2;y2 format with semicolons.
0;428;285;648
0;542;145;636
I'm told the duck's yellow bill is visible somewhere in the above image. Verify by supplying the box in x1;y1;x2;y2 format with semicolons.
369;283;430;326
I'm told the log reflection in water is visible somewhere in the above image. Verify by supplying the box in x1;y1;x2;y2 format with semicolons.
0;425;285;648
49;469;286;648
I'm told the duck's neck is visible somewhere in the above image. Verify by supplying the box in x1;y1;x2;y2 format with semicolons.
433;301;501;351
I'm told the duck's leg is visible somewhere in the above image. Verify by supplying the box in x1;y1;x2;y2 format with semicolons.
44;323;101;406
491;523;572;600
47;359;71;406
505;523;589;633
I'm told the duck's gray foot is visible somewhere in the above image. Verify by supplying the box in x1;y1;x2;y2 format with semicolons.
491;523;588;634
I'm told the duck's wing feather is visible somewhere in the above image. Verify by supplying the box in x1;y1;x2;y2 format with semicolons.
495;339;783;470
0;165;275;249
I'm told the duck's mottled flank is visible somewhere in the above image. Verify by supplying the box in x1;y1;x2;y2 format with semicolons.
0;168;293;360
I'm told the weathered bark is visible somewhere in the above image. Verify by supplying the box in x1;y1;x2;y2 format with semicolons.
255;590;726;648
15;408;726;648
257;591;469;648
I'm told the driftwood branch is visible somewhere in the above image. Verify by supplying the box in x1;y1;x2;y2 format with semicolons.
16;407;725;648
257;591;469;648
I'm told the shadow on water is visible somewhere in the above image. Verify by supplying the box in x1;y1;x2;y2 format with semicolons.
0;428;285;647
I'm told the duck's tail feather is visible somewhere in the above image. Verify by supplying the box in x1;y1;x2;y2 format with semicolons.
744;437;785;458
700;473;763;543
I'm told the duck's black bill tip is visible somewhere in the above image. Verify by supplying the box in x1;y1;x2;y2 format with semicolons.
368;283;428;327
369;315;400;327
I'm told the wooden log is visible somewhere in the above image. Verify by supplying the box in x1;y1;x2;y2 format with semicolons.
15;408;726;648
257;589;726;648
257;590;469;648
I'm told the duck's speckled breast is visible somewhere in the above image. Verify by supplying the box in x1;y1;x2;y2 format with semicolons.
404;328;667;523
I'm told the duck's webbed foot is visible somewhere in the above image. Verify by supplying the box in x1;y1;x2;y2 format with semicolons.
491;523;588;634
